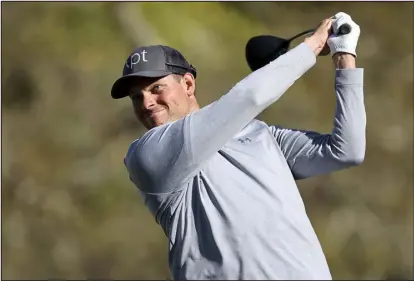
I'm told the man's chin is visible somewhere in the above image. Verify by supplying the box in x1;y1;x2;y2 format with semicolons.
145;117;168;129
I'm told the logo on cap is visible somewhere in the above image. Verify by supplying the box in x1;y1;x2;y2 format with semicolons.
125;50;148;69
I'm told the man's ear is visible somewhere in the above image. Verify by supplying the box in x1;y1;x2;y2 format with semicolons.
182;73;196;97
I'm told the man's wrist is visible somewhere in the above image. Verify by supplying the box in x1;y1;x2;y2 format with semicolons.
304;37;323;56
332;52;356;69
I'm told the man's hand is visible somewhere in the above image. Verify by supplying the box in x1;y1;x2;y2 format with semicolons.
328;12;360;57
328;12;360;69
304;18;333;57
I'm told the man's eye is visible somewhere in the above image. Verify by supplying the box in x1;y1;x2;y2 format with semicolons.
152;85;163;93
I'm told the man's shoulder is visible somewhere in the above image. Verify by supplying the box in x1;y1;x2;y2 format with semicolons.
124;129;152;164
245;119;272;132
124;123;176;164
242;120;288;140
126;126;164;151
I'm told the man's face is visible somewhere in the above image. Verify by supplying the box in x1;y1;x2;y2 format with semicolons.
128;73;197;130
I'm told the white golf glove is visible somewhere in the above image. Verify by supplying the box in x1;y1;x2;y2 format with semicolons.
327;12;361;57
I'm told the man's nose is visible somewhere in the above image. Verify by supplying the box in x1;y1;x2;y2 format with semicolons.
142;93;156;110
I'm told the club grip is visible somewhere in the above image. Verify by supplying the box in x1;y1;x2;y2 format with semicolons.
337;23;351;35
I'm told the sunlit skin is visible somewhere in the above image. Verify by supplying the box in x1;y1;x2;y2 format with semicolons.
128;73;200;130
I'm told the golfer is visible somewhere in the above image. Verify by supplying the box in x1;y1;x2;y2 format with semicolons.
111;12;366;280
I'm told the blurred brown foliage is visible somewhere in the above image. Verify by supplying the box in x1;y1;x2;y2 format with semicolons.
1;2;413;280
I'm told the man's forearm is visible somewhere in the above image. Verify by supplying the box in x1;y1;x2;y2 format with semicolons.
333;53;356;69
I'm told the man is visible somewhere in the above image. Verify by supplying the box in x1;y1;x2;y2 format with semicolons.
111;12;366;280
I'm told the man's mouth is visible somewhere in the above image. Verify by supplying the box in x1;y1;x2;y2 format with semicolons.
146;108;165;118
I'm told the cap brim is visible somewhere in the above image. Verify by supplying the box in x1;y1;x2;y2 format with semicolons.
111;70;172;99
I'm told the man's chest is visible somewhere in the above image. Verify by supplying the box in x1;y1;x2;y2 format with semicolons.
185;122;303;230
218;120;288;167
199;121;296;195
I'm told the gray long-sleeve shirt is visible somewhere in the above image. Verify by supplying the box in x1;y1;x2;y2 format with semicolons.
124;43;366;280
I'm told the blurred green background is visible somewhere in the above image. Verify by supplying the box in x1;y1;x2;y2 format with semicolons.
1;2;413;280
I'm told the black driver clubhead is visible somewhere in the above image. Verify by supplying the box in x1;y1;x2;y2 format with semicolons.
245;35;290;72
246;28;315;72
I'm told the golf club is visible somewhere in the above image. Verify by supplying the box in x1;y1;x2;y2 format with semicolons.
245;23;351;72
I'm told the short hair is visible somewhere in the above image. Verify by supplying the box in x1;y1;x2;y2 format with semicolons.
172;73;196;96
172;74;183;82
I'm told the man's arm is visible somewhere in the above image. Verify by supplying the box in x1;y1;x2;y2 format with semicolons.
125;42;318;194
270;54;366;180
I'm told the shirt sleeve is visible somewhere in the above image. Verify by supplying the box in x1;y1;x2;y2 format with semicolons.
269;68;366;180
125;43;317;194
